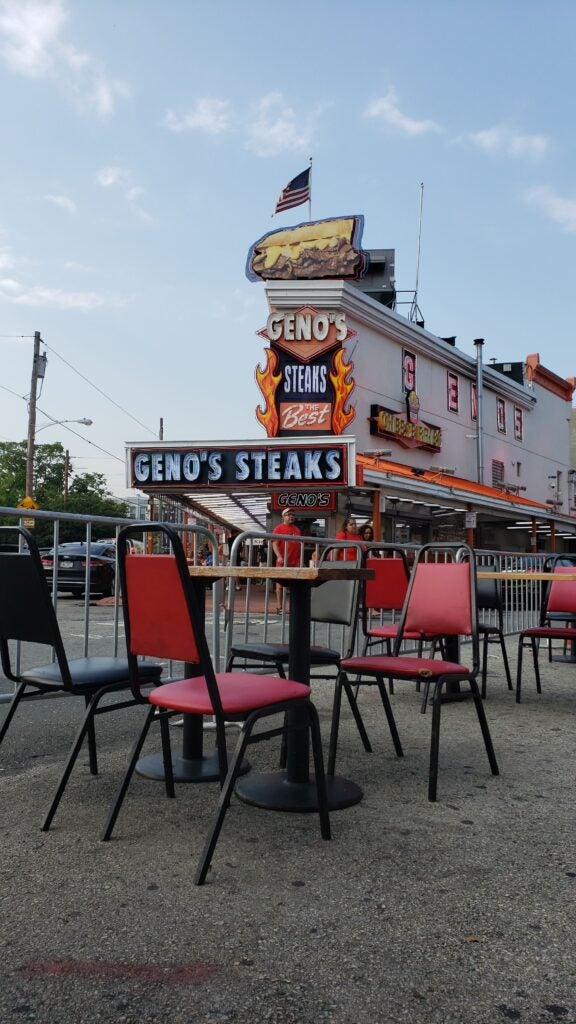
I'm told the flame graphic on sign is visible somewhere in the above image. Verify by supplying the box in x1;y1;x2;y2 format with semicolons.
255;348;282;436
329;348;355;434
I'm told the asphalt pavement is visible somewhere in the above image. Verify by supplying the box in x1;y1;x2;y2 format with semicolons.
1;603;575;1024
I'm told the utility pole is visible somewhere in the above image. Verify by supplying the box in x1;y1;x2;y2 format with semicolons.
25;331;43;499
64;449;70;506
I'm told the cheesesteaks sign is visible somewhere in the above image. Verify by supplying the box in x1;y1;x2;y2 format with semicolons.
129;441;351;490
255;305;356;438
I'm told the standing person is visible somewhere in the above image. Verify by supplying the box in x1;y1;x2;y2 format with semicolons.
335;515;363;561
360;522;381;556
272;509;302;613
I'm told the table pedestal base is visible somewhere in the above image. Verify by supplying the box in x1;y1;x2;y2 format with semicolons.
235;771;362;812
136;750;250;784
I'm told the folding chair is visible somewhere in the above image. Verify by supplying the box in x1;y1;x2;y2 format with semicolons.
0;525;162;830
226;555;371;760
360;547;416;655
516;564;576;703
102;523;330;885
328;544;499;801
476;572;512;698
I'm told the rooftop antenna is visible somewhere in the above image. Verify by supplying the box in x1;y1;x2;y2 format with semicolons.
409;182;425;325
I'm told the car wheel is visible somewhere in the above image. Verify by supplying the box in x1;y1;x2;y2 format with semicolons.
100;578;114;598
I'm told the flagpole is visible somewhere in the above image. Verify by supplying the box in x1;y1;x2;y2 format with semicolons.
308;156;312;222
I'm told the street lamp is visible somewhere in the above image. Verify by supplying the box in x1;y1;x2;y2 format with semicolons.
25;416;93;499
35;417;93;432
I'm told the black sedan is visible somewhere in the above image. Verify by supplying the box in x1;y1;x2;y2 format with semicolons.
41;542;117;597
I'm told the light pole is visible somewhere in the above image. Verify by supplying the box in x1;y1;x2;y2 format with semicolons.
29;417;93;500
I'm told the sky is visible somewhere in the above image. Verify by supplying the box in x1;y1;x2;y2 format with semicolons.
0;0;575;500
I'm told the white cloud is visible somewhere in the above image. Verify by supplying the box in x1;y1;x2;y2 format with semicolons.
88;76;131;119
64;260;91;271
0;275;125;310
45;193;76;213
364;88;440;136
247;92;316;157
469;125;548;159
0;0;66;77
0;247;16;269
163;98;231;135
525;186;576;232
96;165;129;188
0;0;130;118
96;166;153;223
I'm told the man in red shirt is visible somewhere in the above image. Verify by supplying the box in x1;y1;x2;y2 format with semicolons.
272;509;302;612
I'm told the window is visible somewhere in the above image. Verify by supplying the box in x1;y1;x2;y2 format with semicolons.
471;382;477;421
403;350;416;393
447;372;459;413
492;460;505;487
514;406;523;441
496;398;506;433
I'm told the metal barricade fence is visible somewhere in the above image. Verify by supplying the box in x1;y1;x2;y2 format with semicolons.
0;501;549;698
0;506;218;701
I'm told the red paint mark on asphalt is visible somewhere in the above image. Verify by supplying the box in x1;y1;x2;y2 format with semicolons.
20;960;217;985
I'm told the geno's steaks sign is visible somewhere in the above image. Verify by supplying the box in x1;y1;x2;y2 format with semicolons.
128;440;353;490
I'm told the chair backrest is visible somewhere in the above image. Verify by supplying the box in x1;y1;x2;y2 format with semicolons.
399;544;478;670
117;524;224;716
0;526;72;687
544;565;576;615
363;548;410;612
311;577;358;626
476;576;503;613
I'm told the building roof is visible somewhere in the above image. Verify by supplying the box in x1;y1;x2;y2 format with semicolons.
357;453;576;527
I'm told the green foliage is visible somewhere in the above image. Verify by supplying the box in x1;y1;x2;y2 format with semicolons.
0;441;129;544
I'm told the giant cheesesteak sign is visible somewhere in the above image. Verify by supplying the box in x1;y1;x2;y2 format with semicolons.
129;441;351;490
255;305;356;438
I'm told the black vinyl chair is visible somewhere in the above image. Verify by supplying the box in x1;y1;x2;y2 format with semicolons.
476;574;512;698
0;525;162;830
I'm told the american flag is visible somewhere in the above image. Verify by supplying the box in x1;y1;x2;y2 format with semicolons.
274;168;311;214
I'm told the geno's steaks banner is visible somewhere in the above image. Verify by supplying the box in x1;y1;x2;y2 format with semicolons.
127;439;355;490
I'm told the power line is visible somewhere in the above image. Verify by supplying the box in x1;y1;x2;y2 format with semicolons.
41;339;158;437
0;385;124;464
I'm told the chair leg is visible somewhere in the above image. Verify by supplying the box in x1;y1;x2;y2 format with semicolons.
531;638;542;694
194;717;254;885
0;681;28;747
327;672;345;776
468;676;499;778
158;710;175;799
214;716;229;786
420;679;431;714
428;679;443;802
41;690;106;831
341;677;372;753
481;634;489;699
85;694;98;775
375;678;403;757
498;633;513;690
307;702;331;840
516;637;524;703
101;704;157;841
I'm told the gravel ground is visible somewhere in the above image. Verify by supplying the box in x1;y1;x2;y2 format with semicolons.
1;605;575;1024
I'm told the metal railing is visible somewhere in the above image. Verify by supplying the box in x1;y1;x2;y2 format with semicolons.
0;501;559;698
0;506;218;701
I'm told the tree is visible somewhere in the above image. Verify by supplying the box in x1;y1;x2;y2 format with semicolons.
0;441;129;544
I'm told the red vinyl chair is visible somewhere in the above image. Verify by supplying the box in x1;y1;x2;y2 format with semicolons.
360;547;420;656
328;544;499;801
516;565;576;703
102;523;330;885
